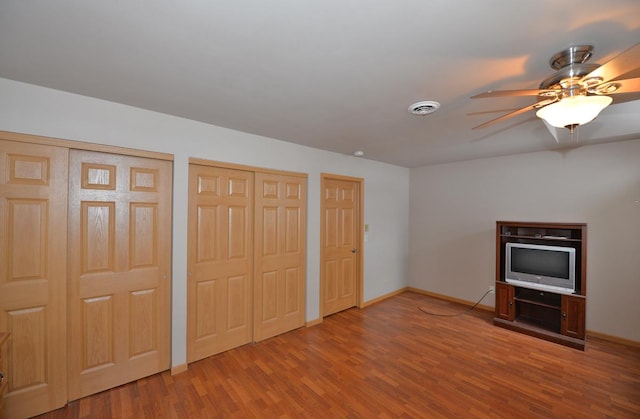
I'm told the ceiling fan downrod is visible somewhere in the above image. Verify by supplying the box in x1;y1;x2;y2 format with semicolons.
539;45;600;91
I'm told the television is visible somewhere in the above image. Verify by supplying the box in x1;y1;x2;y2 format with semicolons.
505;242;576;294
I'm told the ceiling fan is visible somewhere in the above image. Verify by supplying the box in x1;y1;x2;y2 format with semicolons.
471;42;640;132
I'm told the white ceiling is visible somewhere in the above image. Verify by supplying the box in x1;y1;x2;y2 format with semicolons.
1;1;639;167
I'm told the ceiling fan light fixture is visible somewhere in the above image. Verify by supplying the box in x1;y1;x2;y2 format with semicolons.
535;95;612;129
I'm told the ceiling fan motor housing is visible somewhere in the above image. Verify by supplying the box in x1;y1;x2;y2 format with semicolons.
549;45;593;70
539;45;600;91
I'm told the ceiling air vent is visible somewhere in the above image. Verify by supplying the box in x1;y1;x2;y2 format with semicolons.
408;100;440;115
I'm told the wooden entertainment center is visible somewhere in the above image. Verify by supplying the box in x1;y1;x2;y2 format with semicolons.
494;221;587;350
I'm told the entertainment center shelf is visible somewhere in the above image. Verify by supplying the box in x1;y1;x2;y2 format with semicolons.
494;221;587;350
502;235;581;242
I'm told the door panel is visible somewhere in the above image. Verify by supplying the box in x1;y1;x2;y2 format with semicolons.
495;282;515;321
0;140;68;418
322;177;359;316
187;165;253;362
254;173;306;342
68;150;171;400
561;295;586;339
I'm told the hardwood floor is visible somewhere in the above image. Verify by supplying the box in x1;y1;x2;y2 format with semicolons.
35;292;640;418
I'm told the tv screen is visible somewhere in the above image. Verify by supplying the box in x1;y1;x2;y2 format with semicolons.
511;247;570;279
505;243;576;293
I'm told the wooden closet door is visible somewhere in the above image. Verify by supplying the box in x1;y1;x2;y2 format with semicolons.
254;172;306;341
67;150;172;400
0;140;68;419
187;165;253;362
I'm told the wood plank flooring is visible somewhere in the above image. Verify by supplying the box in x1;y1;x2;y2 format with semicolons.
35;292;640;418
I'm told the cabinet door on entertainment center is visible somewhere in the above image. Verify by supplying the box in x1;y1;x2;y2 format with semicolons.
561;295;585;339
495;282;515;321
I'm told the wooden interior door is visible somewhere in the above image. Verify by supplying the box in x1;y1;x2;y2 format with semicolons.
0;140;68;418
253;172;306;341
187;165;253;362
67;150;172;400
321;176;361;317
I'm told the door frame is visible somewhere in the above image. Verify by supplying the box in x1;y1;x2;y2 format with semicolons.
319;173;364;318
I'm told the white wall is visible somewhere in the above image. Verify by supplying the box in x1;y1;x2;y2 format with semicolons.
0;78;410;366
409;140;640;341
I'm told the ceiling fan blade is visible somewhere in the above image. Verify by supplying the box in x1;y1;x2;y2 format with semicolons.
583;43;640;83
471;89;556;99
467;108;522;116
472;103;538;129
610;92;640;105
472;98;556;130
605;77;640;95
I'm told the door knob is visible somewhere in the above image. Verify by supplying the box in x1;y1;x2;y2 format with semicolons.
351;248;357;253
